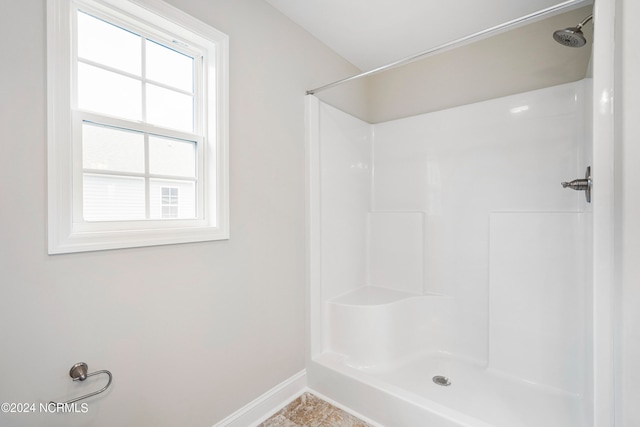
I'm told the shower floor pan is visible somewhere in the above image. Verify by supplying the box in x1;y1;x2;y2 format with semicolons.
309;351;585;427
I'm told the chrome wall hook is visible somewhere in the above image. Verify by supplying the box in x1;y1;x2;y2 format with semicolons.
50;362;112;405
561;166;591;203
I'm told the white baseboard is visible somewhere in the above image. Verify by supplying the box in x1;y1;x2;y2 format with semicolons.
212;370;307;427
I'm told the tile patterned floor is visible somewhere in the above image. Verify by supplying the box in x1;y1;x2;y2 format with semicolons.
260;392;373;427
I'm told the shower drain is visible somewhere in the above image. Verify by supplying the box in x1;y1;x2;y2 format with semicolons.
432;375;451;386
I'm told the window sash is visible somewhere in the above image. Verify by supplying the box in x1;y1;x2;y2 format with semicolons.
73;6;202;131
72;111;205;225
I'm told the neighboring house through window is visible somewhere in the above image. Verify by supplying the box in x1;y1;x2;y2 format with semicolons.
161;187;179;219
47;0;229;253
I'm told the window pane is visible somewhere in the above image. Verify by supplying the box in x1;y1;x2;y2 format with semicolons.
83;174;145;221
78;63;142;121
83;123;144;173
146;40;193;92
149;136;196;177
146;84;193;132
77;11;141;76
150;180;196;219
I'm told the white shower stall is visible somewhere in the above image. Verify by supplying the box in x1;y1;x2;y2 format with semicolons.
305;79;601;427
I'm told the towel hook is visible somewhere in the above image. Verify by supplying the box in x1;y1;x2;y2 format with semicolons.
50;362;112;405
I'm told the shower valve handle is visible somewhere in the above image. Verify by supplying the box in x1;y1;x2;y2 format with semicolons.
561;166;591;203
561;179;589;190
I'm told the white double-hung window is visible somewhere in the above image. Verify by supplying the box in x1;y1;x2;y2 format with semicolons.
47;0;229;253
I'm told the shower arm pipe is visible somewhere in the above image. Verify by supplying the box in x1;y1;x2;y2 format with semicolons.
576;14;593;29
306;0;589;95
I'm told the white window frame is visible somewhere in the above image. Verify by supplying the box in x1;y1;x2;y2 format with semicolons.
47;0;229;254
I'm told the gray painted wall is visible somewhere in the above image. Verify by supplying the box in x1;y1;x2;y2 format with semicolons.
0;1;365;426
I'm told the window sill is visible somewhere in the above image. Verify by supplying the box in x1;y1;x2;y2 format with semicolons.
48;223;229;254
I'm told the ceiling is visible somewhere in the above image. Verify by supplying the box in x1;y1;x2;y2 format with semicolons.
265;0;592;71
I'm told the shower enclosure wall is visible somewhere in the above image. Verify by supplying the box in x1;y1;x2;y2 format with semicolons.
306;80;594;427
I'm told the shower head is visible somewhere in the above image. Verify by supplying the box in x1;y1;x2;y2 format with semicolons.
553;14;593;47
553;27;587;47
